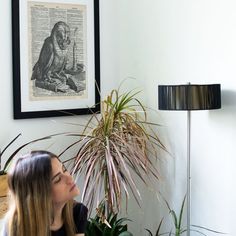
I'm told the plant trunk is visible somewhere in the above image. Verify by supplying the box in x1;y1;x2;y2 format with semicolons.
0;174;9;218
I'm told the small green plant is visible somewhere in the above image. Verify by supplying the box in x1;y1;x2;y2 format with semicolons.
85;201;133;236
145;217;164;236
164;195;186;236
146;195;226;236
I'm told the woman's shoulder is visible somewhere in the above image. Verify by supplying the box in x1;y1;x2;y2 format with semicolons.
73;201;88;212
73;202;88;221
72;202;88;233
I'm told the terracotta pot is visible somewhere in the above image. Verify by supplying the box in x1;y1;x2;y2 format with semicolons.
0;174;9;218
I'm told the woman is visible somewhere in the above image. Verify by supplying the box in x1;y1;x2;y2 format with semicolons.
2;150;88;236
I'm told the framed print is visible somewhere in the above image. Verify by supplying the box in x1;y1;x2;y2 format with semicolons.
12;0;100;119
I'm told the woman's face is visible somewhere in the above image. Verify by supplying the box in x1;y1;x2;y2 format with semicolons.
51;157;79;206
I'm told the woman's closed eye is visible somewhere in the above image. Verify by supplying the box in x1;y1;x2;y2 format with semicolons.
52;165;68;184
53;175;62;184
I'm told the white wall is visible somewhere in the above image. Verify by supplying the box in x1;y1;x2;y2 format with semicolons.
1;0;236;235
117;1;236;235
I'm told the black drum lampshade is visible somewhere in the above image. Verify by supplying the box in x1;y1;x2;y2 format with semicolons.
158;84;221;111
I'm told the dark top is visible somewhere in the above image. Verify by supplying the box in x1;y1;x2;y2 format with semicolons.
51;203;88;236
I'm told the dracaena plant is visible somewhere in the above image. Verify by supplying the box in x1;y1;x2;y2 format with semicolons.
0;134;58;175
61;88;166;214
0;134;21;175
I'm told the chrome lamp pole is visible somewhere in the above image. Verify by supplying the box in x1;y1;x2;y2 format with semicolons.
187;109;191;236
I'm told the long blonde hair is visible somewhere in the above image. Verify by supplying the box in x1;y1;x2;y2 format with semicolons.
6;150;76;236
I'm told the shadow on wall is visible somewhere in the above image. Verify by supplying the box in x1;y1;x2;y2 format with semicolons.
222;90;236;107
209;89;236;121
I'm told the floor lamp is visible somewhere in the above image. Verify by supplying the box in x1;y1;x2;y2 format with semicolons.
158;83;221;236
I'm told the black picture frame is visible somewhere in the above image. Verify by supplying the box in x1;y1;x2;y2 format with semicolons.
12;0;100;119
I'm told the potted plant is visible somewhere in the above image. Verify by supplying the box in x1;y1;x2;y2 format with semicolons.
60;88;166;215
0;134;21;218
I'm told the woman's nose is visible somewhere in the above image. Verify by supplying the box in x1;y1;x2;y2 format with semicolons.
65;172;73;183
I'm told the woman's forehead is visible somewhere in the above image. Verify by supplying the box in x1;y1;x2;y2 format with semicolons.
51;158;62;173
